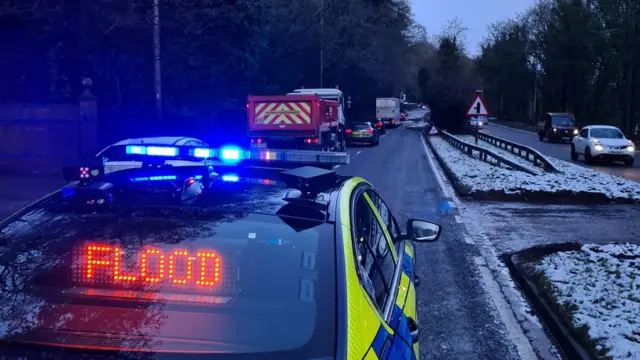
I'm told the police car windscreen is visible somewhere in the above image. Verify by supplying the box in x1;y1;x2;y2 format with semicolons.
0;204;336;359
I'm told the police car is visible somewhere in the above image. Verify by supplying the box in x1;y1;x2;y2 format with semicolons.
0;142;440;360
97;136;211;173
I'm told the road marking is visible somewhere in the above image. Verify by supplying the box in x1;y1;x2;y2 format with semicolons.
356;151;362;156
423;131;539;358
473;256;538;360
420;135;460;206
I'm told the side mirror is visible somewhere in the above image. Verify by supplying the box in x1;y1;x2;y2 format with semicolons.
407;219;441;242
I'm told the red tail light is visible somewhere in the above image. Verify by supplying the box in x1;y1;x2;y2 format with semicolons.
250;138;263;144
345;129;352;134
376;122;382;127
304;138;319;144
366;129;373;134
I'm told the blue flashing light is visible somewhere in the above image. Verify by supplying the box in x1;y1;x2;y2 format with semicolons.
125;145;178;157
221;147;241;161
126;145;146;155
221;174;239;182
147;146;178;156
118;144;350;166
193;148;213;158
131;175;177;182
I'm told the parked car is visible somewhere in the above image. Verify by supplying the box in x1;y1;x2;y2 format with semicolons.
536;112;578;142
571;125;635;166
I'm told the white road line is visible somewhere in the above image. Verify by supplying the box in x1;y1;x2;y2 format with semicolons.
420;135;460;206
474;256;538;360
356;151;362;156
423;132;538;358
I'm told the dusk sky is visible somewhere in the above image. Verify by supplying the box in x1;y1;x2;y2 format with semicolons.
410;0;536;56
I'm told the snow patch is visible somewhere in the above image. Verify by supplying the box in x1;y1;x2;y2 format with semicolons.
429;135;640;200
536;243;640;359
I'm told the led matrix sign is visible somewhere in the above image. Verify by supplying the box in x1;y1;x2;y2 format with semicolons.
74;244;222;290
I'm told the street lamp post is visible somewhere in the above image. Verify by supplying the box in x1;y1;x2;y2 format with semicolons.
153;0;162;122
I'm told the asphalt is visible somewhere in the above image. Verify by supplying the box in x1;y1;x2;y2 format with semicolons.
460;201;640;256
480;122;640;182
339;128;522;360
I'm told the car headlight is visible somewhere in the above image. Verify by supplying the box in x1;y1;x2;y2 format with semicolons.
552;128;557;132
572;129;578;135
594;144;604;151
628;146;635;152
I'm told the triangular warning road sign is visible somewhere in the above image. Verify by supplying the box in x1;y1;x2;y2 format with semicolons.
428;126;439;135
466;95;490;117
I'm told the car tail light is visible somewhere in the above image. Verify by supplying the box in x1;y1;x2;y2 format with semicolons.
376;122;382;127
304;138;319;144
250;138;263;144
345;129;352;134
366;129;373;134
392;119;396;124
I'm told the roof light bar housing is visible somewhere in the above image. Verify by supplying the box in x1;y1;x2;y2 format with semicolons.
114;144;350;169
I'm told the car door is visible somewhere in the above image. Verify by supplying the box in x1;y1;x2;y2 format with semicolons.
350;186;418;360
577;128;589;153
366;189;420;358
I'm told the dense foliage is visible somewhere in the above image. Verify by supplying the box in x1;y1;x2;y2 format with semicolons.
477;0;640;136
0;0;480;142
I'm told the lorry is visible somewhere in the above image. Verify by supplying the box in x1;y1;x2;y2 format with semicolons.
247;88;347;151
376;98;401;129
536;112;578;143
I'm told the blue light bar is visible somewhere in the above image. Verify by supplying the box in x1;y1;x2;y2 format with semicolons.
126;145;146;155
193;148;213;158
120;144;350;166
221;148;241;160
130;175;177;182
126;145;178;157
221;174;239;182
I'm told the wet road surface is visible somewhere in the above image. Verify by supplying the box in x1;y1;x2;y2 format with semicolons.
460;201;640;256
340;128;527;360
481;122;640;182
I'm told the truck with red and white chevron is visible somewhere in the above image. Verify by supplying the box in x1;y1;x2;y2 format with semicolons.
247;88;347;151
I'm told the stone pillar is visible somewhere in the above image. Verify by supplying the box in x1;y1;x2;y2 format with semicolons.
78;78;98;157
